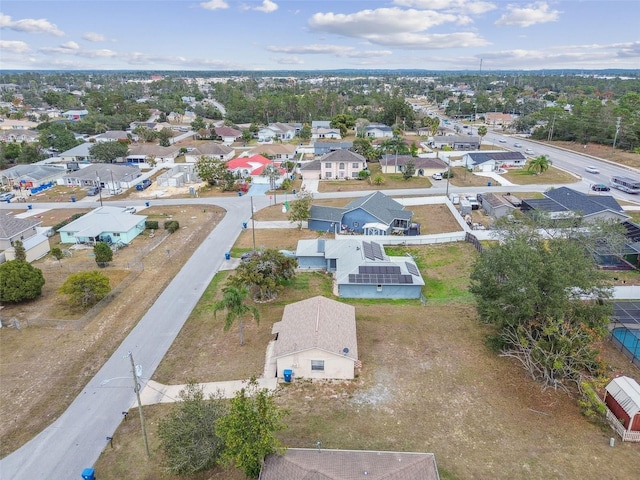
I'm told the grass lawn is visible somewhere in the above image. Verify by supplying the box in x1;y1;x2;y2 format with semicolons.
501;166;579;185
95;242;640;480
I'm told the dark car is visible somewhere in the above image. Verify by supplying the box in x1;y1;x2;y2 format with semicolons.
87;186;101;196
591;183;610;192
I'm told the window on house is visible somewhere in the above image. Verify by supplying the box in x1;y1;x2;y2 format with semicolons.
325;162;331;168
352;163;359;168
377;285;382;292
353;221;359;227
311;360;325;371
351;172;359;178
339;163;345;169
326;172;332;178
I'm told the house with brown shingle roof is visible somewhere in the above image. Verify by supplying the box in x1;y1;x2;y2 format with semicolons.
213;126;242;145
248;143;297;161
271;296;358;380
260;448;440;480
184;142;234;162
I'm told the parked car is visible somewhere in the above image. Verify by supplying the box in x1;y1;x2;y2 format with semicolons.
0;192;15;201
498;139;507;143
432;172;443;180
591;183;610;192
524;148;534;155
585;166;600;174
136;179;152;191
87;186;100;196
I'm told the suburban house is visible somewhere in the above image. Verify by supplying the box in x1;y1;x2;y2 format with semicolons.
0;129;39;143
296;238;425;299
520;187;629;223
271;296;358;380
379;155;447;177
260;449;440;480
462;151;527;172
247;143;297;161
312;126;342;140
604;376;640;442
484;112;516;128
61;109;89;120
58;206;147;245
0;119;39;131
365;124;394;139
301;149;366;181
308;191;413;235
478;192;517;219
0;164;67;190
92;131;130;143
313;141;353;156
213;126;242;145
62;164;142;193
258;122;297;142
0;213;50;263
226;154;286;185
126;144;180;165
58;143;93;163
432;135;480;150
183;142;235;163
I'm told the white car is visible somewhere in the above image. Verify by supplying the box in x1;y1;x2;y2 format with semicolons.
432;172;443;180
498;139;507;143
514;142;522;148
524;148;534;155
585;166;600;174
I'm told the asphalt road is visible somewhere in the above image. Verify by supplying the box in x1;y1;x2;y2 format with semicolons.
1;140;639;478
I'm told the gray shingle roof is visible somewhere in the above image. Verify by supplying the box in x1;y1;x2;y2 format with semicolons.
465;152;526;165
1;164;65;181
0;213;41;240
380;155;447;169
319;149;366;163
271;296;357;360
260;449;440;480
344;191;412;224
309;205;346;222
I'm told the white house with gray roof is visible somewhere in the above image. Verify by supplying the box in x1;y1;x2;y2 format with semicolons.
296;238;425;299
0;164;66;189
0;213;50;262
271;296;358;380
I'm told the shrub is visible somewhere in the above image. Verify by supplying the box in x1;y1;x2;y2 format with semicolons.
145;220;159;230
59;270;111;308
94;242;113;266
0;260;45;303
164;220;180;233
51;247;64;260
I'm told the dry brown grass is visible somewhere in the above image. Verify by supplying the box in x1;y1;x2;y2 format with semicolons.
0;205;225;458
547;140;640;169
97;242;639;480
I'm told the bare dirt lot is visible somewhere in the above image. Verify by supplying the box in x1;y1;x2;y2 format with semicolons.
0;205;225;457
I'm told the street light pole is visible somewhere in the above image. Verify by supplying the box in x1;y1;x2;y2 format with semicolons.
128;351;150;458
109;169;116;196
96;175;103;207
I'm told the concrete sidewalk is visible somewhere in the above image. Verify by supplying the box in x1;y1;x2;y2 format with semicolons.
136;377;278;407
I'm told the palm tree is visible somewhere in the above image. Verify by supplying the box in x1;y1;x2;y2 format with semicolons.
527;155;551;175
477;125;487;145
212;286;260;346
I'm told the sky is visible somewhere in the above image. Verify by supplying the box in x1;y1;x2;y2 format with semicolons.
1;0;639;71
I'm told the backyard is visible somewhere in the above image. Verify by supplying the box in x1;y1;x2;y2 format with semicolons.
94;242;640;480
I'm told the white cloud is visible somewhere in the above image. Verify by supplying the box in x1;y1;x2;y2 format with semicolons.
39;45;117;58
495;2;560;27
0;40;31;54
60;41;79;51
309;8;458;37
267;44;393;58
617;41;640;58
367;31;490;49
83;32;106;42
255;0;278;13
0;13;65;36
200;0;229;10
394;0;497;15
272;56;304;65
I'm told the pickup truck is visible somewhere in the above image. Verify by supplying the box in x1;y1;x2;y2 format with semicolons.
136;179;152;191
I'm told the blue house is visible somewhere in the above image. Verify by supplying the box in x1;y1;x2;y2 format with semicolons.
309;191;413;235
58;206;147;245
313;141;353;156
296;238;424;299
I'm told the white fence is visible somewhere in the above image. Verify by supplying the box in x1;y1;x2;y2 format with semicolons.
606;409;640;442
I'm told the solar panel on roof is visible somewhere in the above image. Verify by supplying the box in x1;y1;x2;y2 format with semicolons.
362;242;375;260
405;262;420;276
372;242;385;260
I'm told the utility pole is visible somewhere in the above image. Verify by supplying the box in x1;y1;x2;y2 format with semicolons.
250;196;256;251
612;117;622;154
547;112;556;141
129;351;150;458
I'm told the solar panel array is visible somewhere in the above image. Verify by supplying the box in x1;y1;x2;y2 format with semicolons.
348;273;414;284
612;301;640;327
362;241;386;261
405;262;420;276
359;265;400;274
362;241;375;260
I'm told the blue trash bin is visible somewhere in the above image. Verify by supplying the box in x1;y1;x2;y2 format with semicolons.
237;191;242;197
292;189;296;195
145;201;150;207
242;222;247;229
71;196;76;202
27;204;32;210
225;252;231;260
81;467;95;480
283;369;293;382
487;181;492;187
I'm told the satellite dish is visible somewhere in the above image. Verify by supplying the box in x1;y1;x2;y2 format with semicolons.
342;347;349;355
